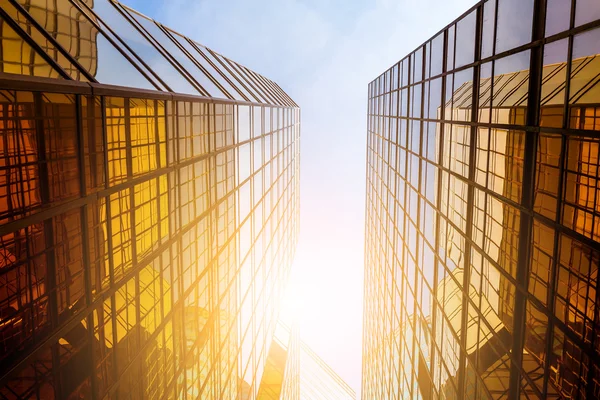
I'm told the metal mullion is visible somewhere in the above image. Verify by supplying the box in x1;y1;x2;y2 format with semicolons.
0;89;298;389
153;99;165;351
69;0;168;92
270;81;298;107
206;102;219;392
240;66;276;105
199;159;296;397
539;0;576;396
252;73;288;107
573;0;599;397
0;127;269;238
32;91;63;400
0;134;267;387
508;0;546;397
400;52;411;394
411;42;428;397
361;87;373;400
172;98;186;399
456;4;482;397
97;94;120;395
230;62;269;104
74;93;99;400
159;26;235;100
112;2;208;97
122;98;144;398
244;69;282;106
188;42;251;103
429;27;448;390
8;0;97;82
205;47;260;103
223;58;266;104
231;135;295;327
0;6;71;79
371;14;600;91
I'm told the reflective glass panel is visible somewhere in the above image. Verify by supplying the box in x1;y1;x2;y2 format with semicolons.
83;0;198;94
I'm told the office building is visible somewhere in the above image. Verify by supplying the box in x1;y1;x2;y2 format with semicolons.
257;324;356;400
0;0;300;398
298;340;356;400
363;0;600;398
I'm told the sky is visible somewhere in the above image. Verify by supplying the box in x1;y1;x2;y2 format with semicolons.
122;0;478;395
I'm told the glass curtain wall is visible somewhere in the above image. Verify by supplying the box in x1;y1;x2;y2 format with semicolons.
363;0;600;398
0;1;300;399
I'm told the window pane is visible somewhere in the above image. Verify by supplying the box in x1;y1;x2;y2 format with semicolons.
575;0;600;27
569;27;600;118
540;39;568;128
123;8;228;98
481;0;496;59
455;11;476;68
546;0;572;37
0;15;63;78
84;0;198;94
496;0;534;53
168;31;245;101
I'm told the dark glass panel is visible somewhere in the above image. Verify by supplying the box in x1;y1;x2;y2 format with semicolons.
522;301;549;395
81;96;105;193
563;135;600;241
41;93;81;203
534;133;562;220
529;221;555;306
0;90;41;222
486;128;524;202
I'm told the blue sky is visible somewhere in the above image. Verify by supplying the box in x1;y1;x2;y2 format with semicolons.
121;0;478;394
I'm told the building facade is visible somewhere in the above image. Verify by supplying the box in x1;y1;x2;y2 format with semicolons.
0;0;300;399
256;323;356;400
363;0;600;398
298;340;356;400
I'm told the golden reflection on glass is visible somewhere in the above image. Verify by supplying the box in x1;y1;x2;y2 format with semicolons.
364;2;600;399
0;2;300;396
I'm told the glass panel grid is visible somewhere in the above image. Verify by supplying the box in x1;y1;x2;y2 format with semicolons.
363;1;600;399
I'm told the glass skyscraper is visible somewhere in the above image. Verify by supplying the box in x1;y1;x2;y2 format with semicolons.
256;323;356;400
0;0;300;399
363;0;600;398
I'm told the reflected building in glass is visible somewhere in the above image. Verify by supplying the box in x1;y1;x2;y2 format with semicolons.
363;0;600;398
256;324;356;400
298;340;356;400
0;0;300;399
